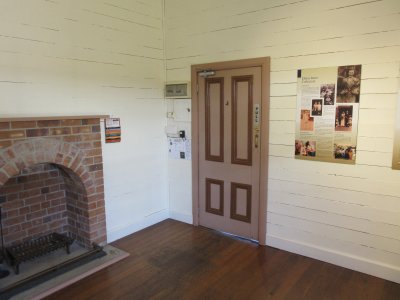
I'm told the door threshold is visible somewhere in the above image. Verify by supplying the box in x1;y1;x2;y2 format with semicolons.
218;231;259;244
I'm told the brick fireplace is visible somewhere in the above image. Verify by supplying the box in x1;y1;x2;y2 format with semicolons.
0;116;108;249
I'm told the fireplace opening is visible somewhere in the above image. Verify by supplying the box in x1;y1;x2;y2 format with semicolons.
0;163;92;250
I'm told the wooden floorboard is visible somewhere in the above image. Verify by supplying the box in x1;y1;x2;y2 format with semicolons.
44;219;400;300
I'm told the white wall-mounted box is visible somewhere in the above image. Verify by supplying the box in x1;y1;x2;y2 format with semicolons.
165;82;191;98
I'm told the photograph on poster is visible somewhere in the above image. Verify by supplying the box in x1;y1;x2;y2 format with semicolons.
320;84;335;105
336;65;361;103
311;99;323;116
300;109;314;131
295;140;316;157
334;144;356;160
335;105;353;131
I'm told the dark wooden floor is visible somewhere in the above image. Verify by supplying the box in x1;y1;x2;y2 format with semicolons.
45;219;400;300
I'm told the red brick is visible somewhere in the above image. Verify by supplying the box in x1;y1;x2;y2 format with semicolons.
0;130;25;140
85;186;95;195
23;180;45;190
37;120;60;127
6;208;19;218
88;202;97;210
26;128;49;137
55;153;64;164
49;219;67;229
91;125;100;133
81;172;90;182
11;121;37;129
20;189;41;200
50;127;72;136
0;122;10;130
46;191;65;201
19;206;30;215
60;119;81;126
30;203;41;212
83;157;94;165
90;207;105;218
47;204;66;214
5;215;26;226
83;179;94;189
26;210;46;220
4;199;24;209
31;218;43;226
88;163;103;172
70;154;84;171
61;155;73;167
49;184;60;192
72;126;91;134
46;177;63;186
5;193;18;201
63;136;81;143
21;221;33;230
1;184;23;194
94;170;104;179
77;142;93;150
90;221;106;231
82;119;99;125
85;148;102;157
88;193;104;203
81;133;101;141
50;198;63;206
96;198;105;207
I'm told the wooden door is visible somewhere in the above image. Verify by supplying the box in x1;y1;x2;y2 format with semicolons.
197;66;262;240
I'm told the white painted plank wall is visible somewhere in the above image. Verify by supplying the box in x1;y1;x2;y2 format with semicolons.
164;0;400;282
0;0;169;242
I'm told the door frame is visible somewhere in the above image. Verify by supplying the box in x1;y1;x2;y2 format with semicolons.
191;57;270;245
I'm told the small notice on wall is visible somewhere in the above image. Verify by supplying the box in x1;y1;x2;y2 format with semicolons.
295;65;362;164
105;118;121;143
392;77;400;170
168;138;191;160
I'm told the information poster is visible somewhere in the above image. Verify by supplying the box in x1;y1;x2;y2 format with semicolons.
168;138;191;160
295;65;362;164
105;118;121;143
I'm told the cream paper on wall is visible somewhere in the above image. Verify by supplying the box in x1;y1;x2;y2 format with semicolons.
392;72;400;170
295;65;362;164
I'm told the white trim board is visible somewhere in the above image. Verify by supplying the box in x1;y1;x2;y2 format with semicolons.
266;234;400;284
107;209;169;243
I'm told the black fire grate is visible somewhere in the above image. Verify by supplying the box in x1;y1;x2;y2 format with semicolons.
5;233;74;274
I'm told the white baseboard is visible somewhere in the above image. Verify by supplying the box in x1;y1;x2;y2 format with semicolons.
169;210;193;224
107;209;169;243
266;234;400;284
